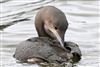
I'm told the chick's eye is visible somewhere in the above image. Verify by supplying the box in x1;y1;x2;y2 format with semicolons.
55;27;57;30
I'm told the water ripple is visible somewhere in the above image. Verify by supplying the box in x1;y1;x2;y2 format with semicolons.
0;0;54;29
1;0;99;67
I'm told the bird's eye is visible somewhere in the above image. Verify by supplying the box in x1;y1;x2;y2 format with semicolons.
55;27;57;30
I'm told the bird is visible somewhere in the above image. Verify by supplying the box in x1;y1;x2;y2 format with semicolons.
13;6;81;64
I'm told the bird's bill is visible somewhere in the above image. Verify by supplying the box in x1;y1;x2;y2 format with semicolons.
49;27;64;48
44;20;64;48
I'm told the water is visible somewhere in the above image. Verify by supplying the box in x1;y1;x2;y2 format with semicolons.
0;0;100;67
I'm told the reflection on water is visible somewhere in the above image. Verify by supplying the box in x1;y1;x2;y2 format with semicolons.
0;0;100;67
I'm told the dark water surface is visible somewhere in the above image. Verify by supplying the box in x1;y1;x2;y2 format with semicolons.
0;0;100;67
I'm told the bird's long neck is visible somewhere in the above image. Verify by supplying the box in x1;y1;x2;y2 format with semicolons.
35;21;51;39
